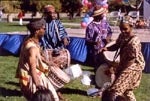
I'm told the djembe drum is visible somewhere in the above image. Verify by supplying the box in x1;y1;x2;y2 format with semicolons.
43;49;71;69
103;41;120;67
95;63;111;88
48;66;70;89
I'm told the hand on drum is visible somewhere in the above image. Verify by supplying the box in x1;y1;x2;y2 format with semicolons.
63;37;69;46
99;47;108;53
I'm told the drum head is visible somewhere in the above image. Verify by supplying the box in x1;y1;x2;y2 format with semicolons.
95;63;111;88
103;41;120;63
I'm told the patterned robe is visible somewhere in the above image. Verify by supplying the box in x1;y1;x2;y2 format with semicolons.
16;39;59;101
107;34;145;101
85;19;112;68
40;20;69;49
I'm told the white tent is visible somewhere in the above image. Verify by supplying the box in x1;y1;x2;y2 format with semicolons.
144;0;150;20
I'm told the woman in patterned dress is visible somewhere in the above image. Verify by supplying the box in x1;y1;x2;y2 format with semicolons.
101;16;145;101
16;19;59;101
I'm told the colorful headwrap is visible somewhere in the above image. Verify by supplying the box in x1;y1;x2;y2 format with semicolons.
120;16;134;26
44;5;55;13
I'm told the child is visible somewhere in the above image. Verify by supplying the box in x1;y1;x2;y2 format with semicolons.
100;16;145;101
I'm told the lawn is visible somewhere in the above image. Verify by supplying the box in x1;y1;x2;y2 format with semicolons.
0;56;150;101
0;21;150;101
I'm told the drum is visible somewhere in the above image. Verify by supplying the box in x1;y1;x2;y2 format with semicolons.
43;49;71;69
103;41;120;66
48;66;70;89
95;63;111;88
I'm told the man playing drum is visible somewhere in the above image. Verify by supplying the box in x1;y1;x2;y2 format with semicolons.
40;5;70;70
85;5;112;72
16;19;70;101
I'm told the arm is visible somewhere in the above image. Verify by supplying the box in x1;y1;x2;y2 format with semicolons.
85;25;97;45
106;23;113;43
57;20;70;46
100;34;122;52
125;37;140;67
28;47;41;87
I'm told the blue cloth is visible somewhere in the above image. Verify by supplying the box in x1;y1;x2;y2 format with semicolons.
40;20;69;49
0;34;27;55
0;34;9;45
0;33;150;73
67;37;87;62
141;42;150;73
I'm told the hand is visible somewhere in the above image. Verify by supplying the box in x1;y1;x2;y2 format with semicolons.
99;47;107;53
96;40;101;45
63;38;69;46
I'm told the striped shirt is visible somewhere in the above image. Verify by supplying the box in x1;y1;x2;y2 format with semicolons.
40;20;69;49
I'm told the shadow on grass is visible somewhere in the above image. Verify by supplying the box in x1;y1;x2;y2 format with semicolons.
5;81;20;87
0;87;22;97
58;87;87;96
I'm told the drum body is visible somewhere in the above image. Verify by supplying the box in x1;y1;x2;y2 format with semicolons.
103;41;120;66
43;49;71;69
95;63;111;88
48;66;70;89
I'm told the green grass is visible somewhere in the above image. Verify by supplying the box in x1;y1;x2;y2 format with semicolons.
0;21;150;101
0;17;82;32
0;22;27;32
0;56;150;101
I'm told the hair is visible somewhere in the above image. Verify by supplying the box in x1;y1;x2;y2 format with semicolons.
26;18;46;35
31;89;54;101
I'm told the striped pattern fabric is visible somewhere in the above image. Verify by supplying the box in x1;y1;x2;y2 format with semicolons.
40;20;68;49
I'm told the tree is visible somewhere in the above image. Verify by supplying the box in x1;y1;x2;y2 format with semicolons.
20;0;61;15
60;0;82;20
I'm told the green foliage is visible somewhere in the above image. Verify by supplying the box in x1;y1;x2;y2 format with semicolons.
0;0;61;13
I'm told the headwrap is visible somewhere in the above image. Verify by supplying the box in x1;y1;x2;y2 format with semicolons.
120;16;134;26
44;5;55;13
27;19;46;32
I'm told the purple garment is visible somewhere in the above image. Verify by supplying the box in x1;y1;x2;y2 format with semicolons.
85;20;112;50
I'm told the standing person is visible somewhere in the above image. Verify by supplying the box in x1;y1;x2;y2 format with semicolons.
0;9;3;21
40;5;70;50
16;19;59;101
18;10;24;25
85;6;112;71
101;16;145;101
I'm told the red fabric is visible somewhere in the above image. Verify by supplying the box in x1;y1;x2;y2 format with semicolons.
18;12;24;18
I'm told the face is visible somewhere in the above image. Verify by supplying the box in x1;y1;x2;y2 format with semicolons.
44;10;57;21
119;23;132;37
94;14;104;21
37;26;46;38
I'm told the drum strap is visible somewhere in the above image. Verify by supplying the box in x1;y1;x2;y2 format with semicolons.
113;35;135;61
